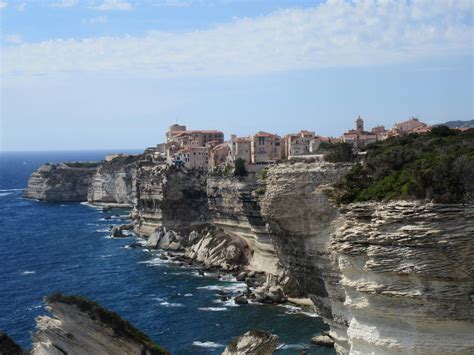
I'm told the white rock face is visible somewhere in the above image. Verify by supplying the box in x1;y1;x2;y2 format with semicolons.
333;202;474;355
23;163;98;202
222;330;279;355
31;299;166;355
87;155;140;206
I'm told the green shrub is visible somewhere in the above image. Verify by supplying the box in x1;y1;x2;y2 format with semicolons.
323;143;355;163
234;158;247;177
338;127;474;204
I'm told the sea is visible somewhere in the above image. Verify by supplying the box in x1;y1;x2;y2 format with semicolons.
0;151;334;354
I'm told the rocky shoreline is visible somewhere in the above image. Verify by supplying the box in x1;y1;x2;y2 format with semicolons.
23;156;474;354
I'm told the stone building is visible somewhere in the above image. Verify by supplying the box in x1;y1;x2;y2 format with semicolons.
283;130;315;158
250;132;282;164
394;117;427;133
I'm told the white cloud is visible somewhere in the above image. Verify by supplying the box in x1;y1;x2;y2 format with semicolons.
50;0;78;8
83;15;108;24
0;1;7;9
4;34;23;44
2;0;472;78
92;0;132;11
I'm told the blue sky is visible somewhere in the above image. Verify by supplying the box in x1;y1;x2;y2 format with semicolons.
1;0;472;151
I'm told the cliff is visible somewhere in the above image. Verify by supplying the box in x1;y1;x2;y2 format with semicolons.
260;161;474;354
132;163;210;236
87;155;141;206
207;173;280;274
260;161;354;353
23;163;99;202
332;202;474;354
31;293;168;355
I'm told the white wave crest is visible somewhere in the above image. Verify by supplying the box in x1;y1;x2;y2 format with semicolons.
21;270;36;275
198;307;227;312
192;341;224;348
160;302;184;308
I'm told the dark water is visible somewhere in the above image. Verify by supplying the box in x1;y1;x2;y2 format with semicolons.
0;151;333;354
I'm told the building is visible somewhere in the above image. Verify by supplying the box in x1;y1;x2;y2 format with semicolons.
229;135;252;165
165;124;224;169
250;131;282;164
283;130;315;158
342;116;377;149
394;117;427;133
209;142;231;169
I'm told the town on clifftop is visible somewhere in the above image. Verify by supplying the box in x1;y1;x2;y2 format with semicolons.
108;116;466;171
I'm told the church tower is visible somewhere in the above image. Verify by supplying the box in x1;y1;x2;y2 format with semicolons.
355;116;364;132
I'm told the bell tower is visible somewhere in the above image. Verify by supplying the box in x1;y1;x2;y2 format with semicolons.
355;116;364;132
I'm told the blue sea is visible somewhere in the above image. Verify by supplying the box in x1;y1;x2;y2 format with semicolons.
0;151;333;354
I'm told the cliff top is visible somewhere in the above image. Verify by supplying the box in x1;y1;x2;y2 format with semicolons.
338;126;474;204
46;293;169;355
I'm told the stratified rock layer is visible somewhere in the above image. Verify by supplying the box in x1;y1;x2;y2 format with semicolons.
332;202;474;355
133;164;210;236
31;295;168;355
260;161;353;353
222;330;279;355
87;155;140;206
23;163;98;202
207;174;280;274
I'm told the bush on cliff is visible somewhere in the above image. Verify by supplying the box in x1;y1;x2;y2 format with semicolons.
338;127;474;204
234;158;248;177
46;293;169;355
318;142;356;163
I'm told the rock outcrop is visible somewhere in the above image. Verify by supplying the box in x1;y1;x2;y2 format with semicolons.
87;155;141;206
0;332;24;355
23;163;99;202
260;161;353;353
332;202;474;355
31;293;168;355
222;330;278;355
132;164;210;236
207;173;280;274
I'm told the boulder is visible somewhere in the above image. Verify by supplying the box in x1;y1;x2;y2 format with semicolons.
0;332;23;355
234;295;248;305
111;226;124;238
222;330;278;355
146;230;163;249
310;334;334;347
236;272;247;282
267;286;285;303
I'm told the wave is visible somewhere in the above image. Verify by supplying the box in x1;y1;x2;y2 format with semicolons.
0;188;23;192
80;202;103;210
184;293;193;297
277;343;307;350
192;341;224;348
279;304;319;318
0;192;14;197
213;298;238;307
21;270;36;275
160;302;184;308
198;307;227;312
96;228;111;233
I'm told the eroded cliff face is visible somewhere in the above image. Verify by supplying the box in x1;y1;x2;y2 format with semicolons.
333;202;474;355
87;155;140;206
260;161;474;354
207;174;280;274
260;161;353;353
23;163;98;202
132;163;210;236
31;296;167;355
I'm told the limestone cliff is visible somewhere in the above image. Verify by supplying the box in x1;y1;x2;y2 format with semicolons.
23;163;99;202
260;161;353;353
260;161;474;354
332;202;474;355
132;163;210;236
31;293;168;355
87;155;141;206
207;173;280;274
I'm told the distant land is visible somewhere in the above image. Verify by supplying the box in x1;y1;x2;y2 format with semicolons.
439;120;474;129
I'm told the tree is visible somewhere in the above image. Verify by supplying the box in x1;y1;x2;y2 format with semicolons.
234;158;248;177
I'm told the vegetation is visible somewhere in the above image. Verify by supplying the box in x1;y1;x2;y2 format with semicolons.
101;154;142;173
64;162;101;168
46;293;169;355
317;142;356;163
234;158;248;177
338;127;474;204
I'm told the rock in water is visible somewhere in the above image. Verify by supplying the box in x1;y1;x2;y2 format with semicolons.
311;334;334;347
0;332;24;355
31;293;168;355
222;330;278;355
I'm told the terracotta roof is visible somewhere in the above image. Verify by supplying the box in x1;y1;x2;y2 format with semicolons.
254;131;279;138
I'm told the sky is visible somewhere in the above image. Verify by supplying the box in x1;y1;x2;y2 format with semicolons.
0;0;472;151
